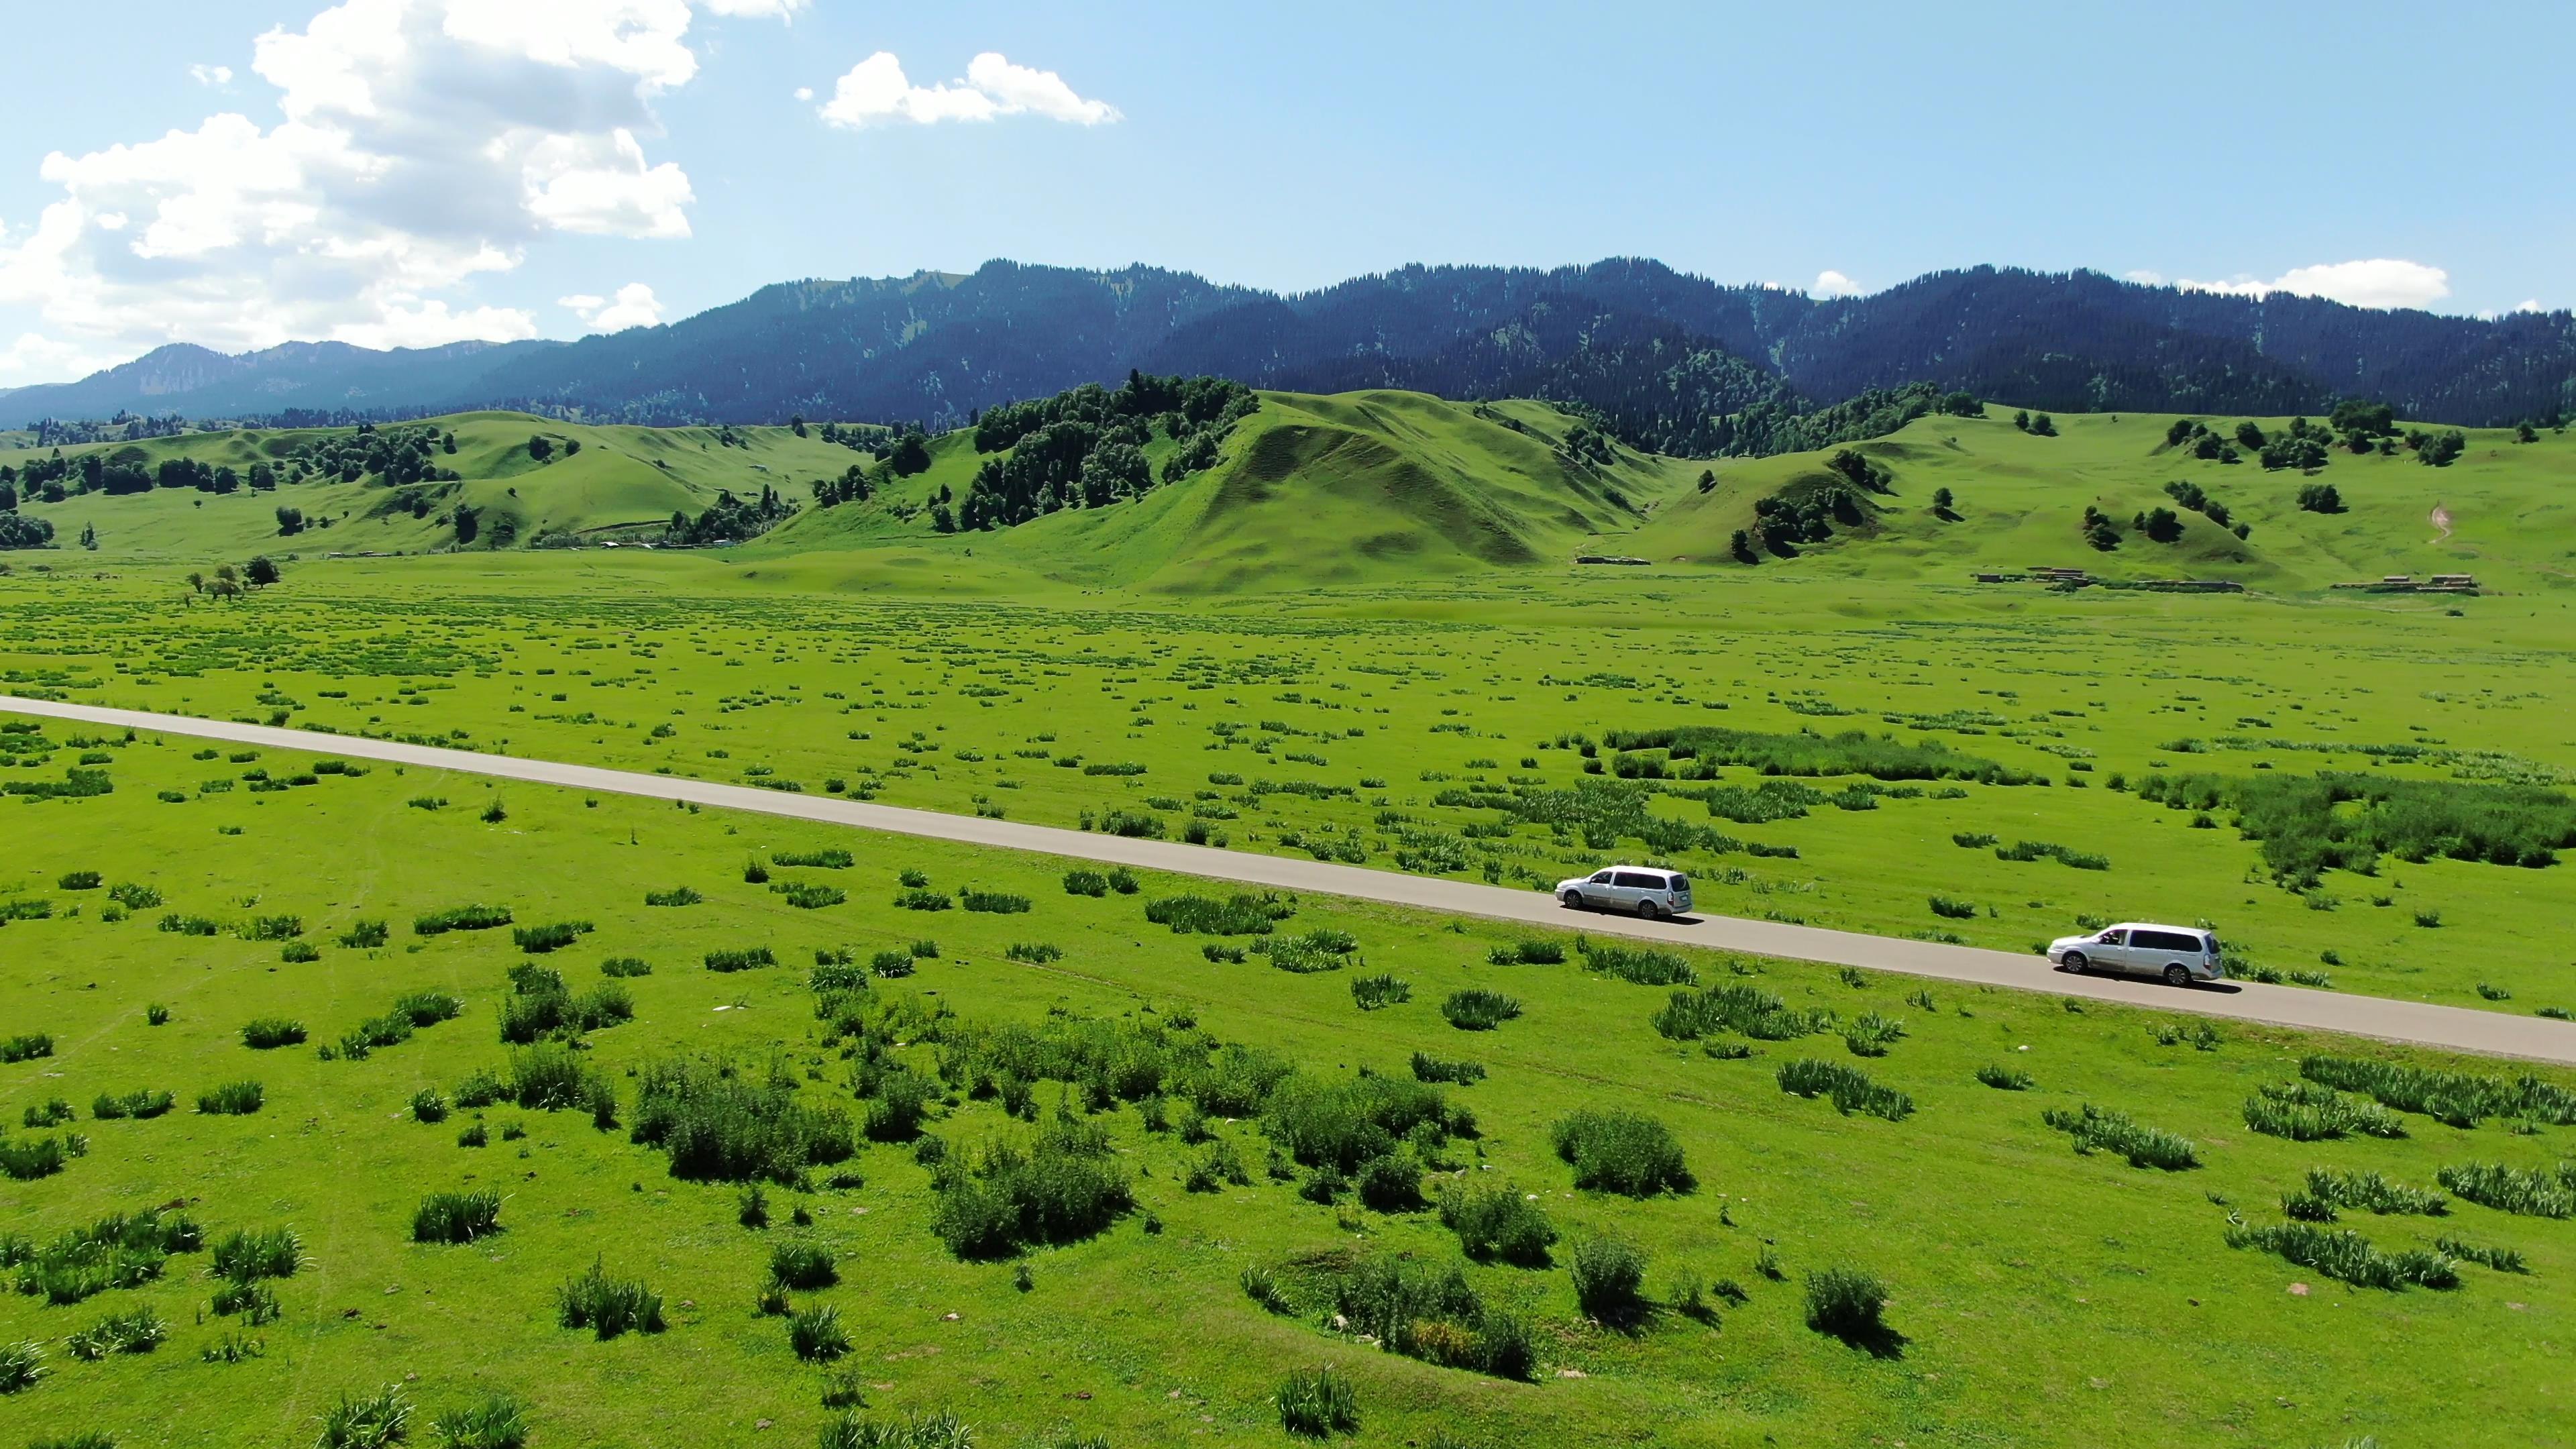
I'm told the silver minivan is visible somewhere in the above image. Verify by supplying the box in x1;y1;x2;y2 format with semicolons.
1556;866;1693;919
2046;922;2222;987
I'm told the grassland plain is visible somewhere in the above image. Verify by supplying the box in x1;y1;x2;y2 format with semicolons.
1;549;2571;1016
1;735;2573;1448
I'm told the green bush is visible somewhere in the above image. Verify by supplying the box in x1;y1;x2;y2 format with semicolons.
1570;1236;1648;1327
1438;1183;1556;1265
773;848;855;869
704;946;779;973
2224;1222;2459;1291
774;882;847;910
210;1226;301;1281
317;1384;414;1449
409;1089;448;1124
1976;1065;2033;1091
1552;1108;1690;1195
0;1338;43;1393
412;1189;503;1244
1061;869;1108;897
643;886;702;907
338;920;389;949
893;889;952;912
1263;1073;1464;1175
2436;1161;2575;1218
1307;1253;1531;1379
1348;974;1411;1010
1576;938;1693;985
2293;1168;2447;1218
2300;1054;2576;1128
63;1305;166;1360
961;890;1031;914
1409;1052;1485;1085
1804;1267;1892;1342
429;1392;529;1449
2043;1104;2199;1170
789;1304;852;1361
1440;989;1521;1030
555;1258;665;1338
1144;892;1293;935
630;1059;855;1183
818;1411;975;1449
90;1088;175;1120
1653;983;1831;1042
769;1241;837;1290
929;1116;1133;1258
1776;1060;1913;1121
600;956;653;978
511;920;593;954
414;904;512;936
1487;938;1567;965
197;1080;265;1115
239;1018;306;1050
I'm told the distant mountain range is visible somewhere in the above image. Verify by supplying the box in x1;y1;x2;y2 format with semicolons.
7;260;2571;449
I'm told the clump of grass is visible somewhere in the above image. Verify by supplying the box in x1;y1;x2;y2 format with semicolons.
1440;989;1521;1030
413;904;513;936
788;1304;852;1361
2043;1104;2199;1170
869;949;916;978
2434;1236;2531;1274
629;1057;855;1183
2224;1222;2459;1291
1439;1183;1556;1265
1004;943;1063;963
774;882;847;910
1927;896;1978;920
1349;974;1411;1010
961;890;1031;914
1776;1060;1914;1121
893;888;952;912
197;1080;265;1116
1275;1365;1358;1438
774;849;855;869
1651;983;1831;1042
239;1018;307;1050
511;920;593;954
929;1116;1133;1258
1569;1236;1649;1328
1842;1011;1907;1057
1551;1108;1690;1196
456;1122;488;1148
1804;1267;1893;1344
2436;1162;2576;1218
1410;1052;1485;1085
704;946;778;973
2289;1169;2449;1220
2300;1054;2576;1129
429;1393;528;1449
63;1306;166;1361
89;1088;175;1120
1241;1264;1290;1313
2243;1081;2409;1141
412;1189;504;1244
339;920;389;949
317;1384;413;1449
817;1411;974;1449
145;1004;170;1026
406;1089;448;1124
643;886;702;907
1487;938;1566;965
769;1241;837;1290
600;956;652;978
1576;938;1694;985
0;1134;76;1181
1144;893;1294;936
0;1339;44;1393
1976;1065;2033;1091
210;1226;301;1281
555;1258;665;1338
1062;869;1110;897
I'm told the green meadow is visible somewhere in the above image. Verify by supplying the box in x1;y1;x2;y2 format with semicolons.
1;729;2573;1448
4;391;2576;1446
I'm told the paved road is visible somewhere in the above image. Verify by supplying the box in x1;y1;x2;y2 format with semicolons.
11;694;2576;1066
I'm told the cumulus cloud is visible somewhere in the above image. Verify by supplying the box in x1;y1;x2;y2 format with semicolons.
1811;270;1863;299
818;51;1119;128
2177;258;2451;310
2122;268;2163;286
559;282;663;332
190;64;235;87
0;0;793;380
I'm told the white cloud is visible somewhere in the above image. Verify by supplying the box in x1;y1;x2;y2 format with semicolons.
792;86;813;102
2177;258;2451;310
559;282;663;332
2513;299;2542;313
818;51;1119;128
0;0;799;383
1811;269;1863;299
0;331;122;379
2122;268;2163;286
190;64;235;87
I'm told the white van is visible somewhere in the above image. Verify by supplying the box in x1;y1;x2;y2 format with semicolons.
2046;923;2223;987
1556;866;1693;919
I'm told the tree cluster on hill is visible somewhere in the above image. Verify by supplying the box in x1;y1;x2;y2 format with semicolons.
294;424;461;485
19;413;191;447
665;486;796;546
0;511;54;549
955;372;1257;529
1735;451;1892;560
2162;480;2252;539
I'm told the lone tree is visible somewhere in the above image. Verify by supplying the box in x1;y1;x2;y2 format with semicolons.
528;435;554;462
1930;486;1955;517
275;506;305;537
245;555;280;589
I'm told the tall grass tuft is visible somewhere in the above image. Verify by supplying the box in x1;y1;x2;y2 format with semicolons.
2435;1236;2531;1274
413;904;512;936
2436;1162;2576;1218
1348;974;1411;1010
1569;1237;1649;1328
1576;938;1693;985
1652;983;1831;1042
1440;989;1521;1030
1275;1364;1359;1438
64;1307;166;1360
1487;938;1566;966
788;1304;852;1361
2242;1081;2406;1141
630;1057;855;1183
1804;1267;1893;1344
429;1393;528;1449
412;1189;504;1244
1776;1060;1913;1121
239;1018;307;1049
2043;1104;2198;1169
769;1241;837;1290
1144;893;1294;936
210;1226;301;1281
1976;1065;2033;1091
1550;1109;1690;1196
554;1258;665;1338
316;1384;413;1449
2296;1169;2448;1218
197;1080;265;1115
2225;1222;2459;1291
1409;1052;1485;1085
816;1411;975;1449
2300;1053;2576;1128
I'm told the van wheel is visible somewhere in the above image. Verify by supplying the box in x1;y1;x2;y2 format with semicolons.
2060;952;2088;973
1560;890;1585;910
2164;964;2191;988
1637;900;1661;920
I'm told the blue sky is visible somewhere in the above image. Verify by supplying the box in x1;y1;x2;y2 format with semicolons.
0;0;2566;384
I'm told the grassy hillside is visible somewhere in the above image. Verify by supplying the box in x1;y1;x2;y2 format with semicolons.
1642;411;2576;590
0;412;881;562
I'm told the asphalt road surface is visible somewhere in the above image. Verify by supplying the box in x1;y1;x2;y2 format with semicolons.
11;694;2575;1066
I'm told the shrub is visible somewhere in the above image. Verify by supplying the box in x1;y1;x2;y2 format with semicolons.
339;920;389;949
414;904;512;936
512;920;592;953
773;849;855;869
1776;1060;1913;1121
57;870;102;890
240;1018;307;1050
1570;1236;1649;1327
1061;869;1108;897
1144;893;1293;935
1438;1183;1556;1265
2242;1081;2407;1141
410;1089;448;1124
505;1044;616;1119
211;1226;301;1281
2436;1162;2575;1218
1354;1150;1425;1211
1241;1264;1289;1313
2224;1222;2459;1291
789;1305;853;1361
90;1088;175;1120
1976;1065;2033;1091
1576;938;1693;985
1487;938;1567;965
775;882;847;910
2043;1104;2199;1170
600;956;652;978
0;1135;70;1181
1348;974;1410;1010
1652;983;1831;1042
1276;1365;1359;1438
197;1080;265;1115
769;1241;837;1290
704;946;779;973
1928;896;1977;920
1804;1267;1892;1342
631;1058;855;1183
2296;1169;2447;1218
1409;1052;1485;1085
1551;1108;1690;1195
930;1116;1134;1258
555;1258;665;1338
0;1338;43;1393
317;1384;414;1449
457;1122;488;1148
429;1393;528;1449
1440;989;1521;1030
1005;942;1063;963
411;1189;503;1244
894;889;952;912
961;890;1032;914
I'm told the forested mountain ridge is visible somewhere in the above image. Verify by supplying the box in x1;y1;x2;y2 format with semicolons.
7;259;2571;444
